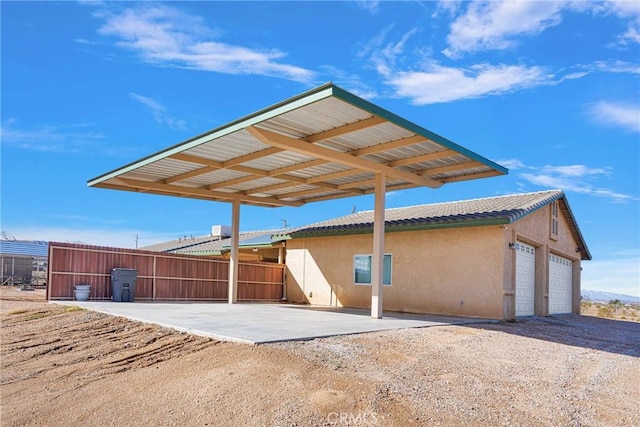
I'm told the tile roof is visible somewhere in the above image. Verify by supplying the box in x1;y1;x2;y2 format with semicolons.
141;229;286;255
286;190;565;235
143;190;590;260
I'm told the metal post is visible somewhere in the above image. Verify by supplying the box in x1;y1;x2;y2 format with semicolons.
228;200;240;303
371;172;386;319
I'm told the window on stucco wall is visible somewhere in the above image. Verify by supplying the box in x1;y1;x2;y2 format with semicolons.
354;254;392;285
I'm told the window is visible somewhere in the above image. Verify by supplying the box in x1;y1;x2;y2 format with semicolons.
354;254;392;285
550;201;559;240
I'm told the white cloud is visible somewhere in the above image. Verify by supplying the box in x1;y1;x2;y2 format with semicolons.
319;65;378;99
383;62;550;104
587;101;640;133
354;0;380;14
443;1;565;58
570;60;640;77
129;93;186;130
8;225;177;249
73;38;97;45
96;5;315;83
603;0;640;47
0;122;105;152
502;160;637;203
442;1;640;57
582;256;640;297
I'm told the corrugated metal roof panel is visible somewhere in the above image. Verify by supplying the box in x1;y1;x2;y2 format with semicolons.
88;83;507;207
0;240;49;257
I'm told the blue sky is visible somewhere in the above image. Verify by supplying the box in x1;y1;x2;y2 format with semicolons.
1;1;638;296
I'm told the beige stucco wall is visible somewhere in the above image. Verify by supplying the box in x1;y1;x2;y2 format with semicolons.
285;200;585;320
501;203;583;318
286;225;507;319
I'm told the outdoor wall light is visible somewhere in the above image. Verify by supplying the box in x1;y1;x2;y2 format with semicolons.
508;243;517;249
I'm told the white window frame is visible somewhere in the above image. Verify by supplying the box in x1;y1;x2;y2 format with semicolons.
353;253;392;286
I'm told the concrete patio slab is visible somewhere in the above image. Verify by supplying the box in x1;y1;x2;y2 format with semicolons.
52;301;496;344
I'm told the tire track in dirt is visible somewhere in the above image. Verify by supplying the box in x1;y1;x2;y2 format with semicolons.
1;304;219;391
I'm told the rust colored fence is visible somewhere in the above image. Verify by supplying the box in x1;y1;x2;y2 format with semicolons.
47;242;283;301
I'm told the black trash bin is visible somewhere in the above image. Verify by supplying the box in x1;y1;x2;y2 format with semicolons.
111;268;138;302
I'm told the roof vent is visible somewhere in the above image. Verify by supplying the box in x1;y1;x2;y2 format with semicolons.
211;225;232;239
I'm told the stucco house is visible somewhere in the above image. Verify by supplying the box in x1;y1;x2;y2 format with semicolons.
146;189;590;320
282;189;590;320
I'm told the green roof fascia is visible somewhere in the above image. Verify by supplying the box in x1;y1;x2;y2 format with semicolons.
331;85;508;176
288;217;512;239
88;83;337;186
174;249;224;256
558;194;592;260
222;242;277;249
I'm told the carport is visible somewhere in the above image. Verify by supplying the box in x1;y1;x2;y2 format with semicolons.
88;83;506;318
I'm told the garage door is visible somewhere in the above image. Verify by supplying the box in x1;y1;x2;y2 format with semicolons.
515;242;536;316
549;254;573;314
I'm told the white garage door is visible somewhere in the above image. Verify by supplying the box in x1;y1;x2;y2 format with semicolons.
549;254;573;314
515;242;536;316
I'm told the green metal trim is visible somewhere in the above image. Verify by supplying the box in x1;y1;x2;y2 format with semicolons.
174;249;224;256
288;218;511;239
330;84;508;175
88;83;337;186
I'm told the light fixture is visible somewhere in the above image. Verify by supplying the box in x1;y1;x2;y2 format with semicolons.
508;243;516;250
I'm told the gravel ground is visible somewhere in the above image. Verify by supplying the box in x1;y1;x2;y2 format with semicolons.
2;287;639;426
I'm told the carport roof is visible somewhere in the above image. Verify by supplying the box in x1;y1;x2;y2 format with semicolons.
87;83;507;207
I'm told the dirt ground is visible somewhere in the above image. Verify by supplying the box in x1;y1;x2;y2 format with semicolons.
1;288;639;427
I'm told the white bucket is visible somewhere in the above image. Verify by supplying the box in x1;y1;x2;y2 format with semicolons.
74;284;91;301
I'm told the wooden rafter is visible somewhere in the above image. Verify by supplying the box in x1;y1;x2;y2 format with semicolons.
246;126;442;189
207;174;257;190
440;170;502;183
305;115;386;143
115;177;303;207
388;149;458;167
420;161;484;176
163;116;387;185
350;134;426;156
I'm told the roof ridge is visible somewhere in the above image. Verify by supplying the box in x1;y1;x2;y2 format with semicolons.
354;189;563;214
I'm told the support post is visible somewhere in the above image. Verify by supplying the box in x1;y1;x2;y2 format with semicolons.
371;172;386;319
228;200;240;303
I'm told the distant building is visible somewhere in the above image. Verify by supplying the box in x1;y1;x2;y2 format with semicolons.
0;240;48;286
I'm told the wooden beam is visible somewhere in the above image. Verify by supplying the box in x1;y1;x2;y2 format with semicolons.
222;146;283;168
246;126;442;189
420;161;484;176
387;149;458;167
277;187;339;200
170;153;222;168
305;115;386;143
207;174;256;190
244;180;305;195
164;166;220;184
116;177;303;207
306;168;364;184
268;159;327;176
350;134;426;156
167;117;385;184
337;179;375;190
440;170;503;183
